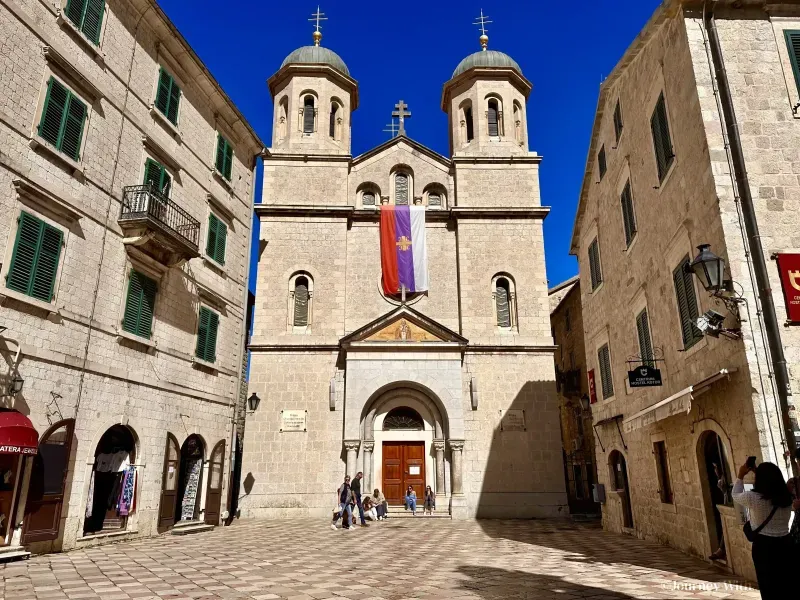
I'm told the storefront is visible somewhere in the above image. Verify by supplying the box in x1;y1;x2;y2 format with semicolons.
0;410;39;549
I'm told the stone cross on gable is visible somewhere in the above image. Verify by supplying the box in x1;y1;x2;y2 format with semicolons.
392;100;411;136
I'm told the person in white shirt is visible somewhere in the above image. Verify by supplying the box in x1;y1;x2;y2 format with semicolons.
731;460;796;599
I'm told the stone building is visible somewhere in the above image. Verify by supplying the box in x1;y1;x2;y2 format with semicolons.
549;277;599;516
0;0;262;558
241;27;567;520
571;0;800;581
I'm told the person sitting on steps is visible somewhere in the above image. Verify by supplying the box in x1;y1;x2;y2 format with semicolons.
404;485;417;516
424;485;436;515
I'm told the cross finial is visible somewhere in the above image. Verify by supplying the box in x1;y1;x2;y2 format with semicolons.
383;120;399;138
392;100;412;136
473;9;492;50
309;6;327;46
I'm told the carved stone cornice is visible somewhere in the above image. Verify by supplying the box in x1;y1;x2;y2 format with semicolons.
432;440;446;452
448;440;465;452
343;440;361;451
361;441;375;452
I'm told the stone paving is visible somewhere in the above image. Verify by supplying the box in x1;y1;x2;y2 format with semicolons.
1;519;760;600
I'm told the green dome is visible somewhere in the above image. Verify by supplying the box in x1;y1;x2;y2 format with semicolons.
281;45;350;77
452;50;521;78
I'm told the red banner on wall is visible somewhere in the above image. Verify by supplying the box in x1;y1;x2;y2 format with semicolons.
776;253;800;323
588;369;598;404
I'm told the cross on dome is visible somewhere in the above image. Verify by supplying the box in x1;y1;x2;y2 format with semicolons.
308;5;328;46
473;9;492;51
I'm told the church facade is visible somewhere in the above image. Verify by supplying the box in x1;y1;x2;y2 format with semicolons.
240;30;567;519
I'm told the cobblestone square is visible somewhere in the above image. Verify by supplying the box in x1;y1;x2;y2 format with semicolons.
1;519;760;600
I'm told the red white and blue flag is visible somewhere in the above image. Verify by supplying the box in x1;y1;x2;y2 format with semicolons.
380;205;428;294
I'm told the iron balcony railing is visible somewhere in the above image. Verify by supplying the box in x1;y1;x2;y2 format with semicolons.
121;184;200;250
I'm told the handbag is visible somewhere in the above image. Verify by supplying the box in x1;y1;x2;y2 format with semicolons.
743;504;779;542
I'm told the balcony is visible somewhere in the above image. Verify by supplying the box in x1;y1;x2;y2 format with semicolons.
119;184;200;266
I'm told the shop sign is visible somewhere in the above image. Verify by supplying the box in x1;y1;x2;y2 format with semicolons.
0;445;37;455
588;369;598;404
775;253;800;323
627;365;663;388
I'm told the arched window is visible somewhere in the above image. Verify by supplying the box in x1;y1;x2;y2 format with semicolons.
289;272;313;330
464;105;474;142
513;101;523;144
329;102;338;139
487;99;500;137
360;184;379;207
424;186;446;209
302;95;315;134
492;274;517;330
395;173;409;205
277;96;288;141
383;406;424;430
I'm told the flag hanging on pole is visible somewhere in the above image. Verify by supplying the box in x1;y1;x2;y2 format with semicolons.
380;205;428;294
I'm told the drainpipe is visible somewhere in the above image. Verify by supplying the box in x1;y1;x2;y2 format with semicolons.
705;5;799;475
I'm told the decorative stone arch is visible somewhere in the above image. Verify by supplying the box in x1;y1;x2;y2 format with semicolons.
423;183;446;209
361;385;446;441
288;270;314;331
491;272;518;331
390;164;414;206
357;181;380;208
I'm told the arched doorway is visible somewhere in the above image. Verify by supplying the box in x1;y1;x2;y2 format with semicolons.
176;435;204;523
698;430;733;559
22;419;75;544
609;450;633;528
83;425;137;535
382;407;426;505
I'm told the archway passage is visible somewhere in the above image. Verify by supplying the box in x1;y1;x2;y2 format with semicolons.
609;450;633;529
699;431;733;558
176;435;204;523
84;425;136;535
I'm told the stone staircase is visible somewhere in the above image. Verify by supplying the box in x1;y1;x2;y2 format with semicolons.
386;505;450;519
0;545;30;563
170;520;215;535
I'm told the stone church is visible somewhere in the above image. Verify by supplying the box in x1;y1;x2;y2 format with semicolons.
240;25;567;519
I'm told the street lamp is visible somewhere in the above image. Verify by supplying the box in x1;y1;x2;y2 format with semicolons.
247;392;261;412
7;376;23;396
579;394;591;412
687;244;727;293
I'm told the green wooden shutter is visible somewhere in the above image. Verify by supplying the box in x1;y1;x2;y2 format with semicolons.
651;93;674;182
614;100;623;143
122;270;157;338
206;214;226;265
588;239;602;290
215;135;226;174
38;78;68;148
636;309;654;367
61;94;87;161
785;31;800;97
166;78;180;125
215;135;233;181
223;141;233;180
82;0;105;45
6;213;62;303
196;307;219;362
64;0;87;29
621;181;637;246
143;158;170;194
598;344;614;399
155;69;180;125
598;145;607;180
673;259;702;349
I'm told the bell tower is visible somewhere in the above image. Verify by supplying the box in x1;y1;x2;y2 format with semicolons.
268;8;358;156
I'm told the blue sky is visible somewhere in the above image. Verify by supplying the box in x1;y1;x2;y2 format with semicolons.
159;0;661;291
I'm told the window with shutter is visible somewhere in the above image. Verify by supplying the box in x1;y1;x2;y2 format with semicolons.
195;306;219;363
293;277;309;327
613;100;623;143
395;173;409;205
620;180;637;247
143;158;171;195
205;213;227;265
155;68;180;126
598;344;614;399
673;257;703;349
495;278;511;328
6;212;63;303
122;270;157;339
65;0;105;45
215;134;233;181
588;238;603;290
303;96;315;133
488;100;499;137
329;103;338;138
465;107;474;141
636;309;654;367
598;145;607;180
651;93;674;182
785;31;800;98
38;78;87;161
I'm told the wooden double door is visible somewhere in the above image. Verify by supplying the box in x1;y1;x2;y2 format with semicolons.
382;441;425;505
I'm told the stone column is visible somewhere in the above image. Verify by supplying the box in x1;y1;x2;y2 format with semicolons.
433;440;446;495
449;440;465;496
344;440;360;478
362;441;375;491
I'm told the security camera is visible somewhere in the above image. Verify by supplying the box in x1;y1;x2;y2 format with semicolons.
696;310;726;337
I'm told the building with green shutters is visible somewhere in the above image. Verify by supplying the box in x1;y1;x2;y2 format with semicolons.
0;0;262;557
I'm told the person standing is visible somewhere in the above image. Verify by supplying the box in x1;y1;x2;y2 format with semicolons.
351;471;369;527
331;475;353;531
731;460;796;599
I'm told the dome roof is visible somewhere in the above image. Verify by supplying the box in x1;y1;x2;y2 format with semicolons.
280;45;350;77
452;50;521;78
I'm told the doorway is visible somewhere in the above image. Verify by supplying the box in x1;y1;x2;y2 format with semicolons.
609;450;633;528
83;425;136;535
0;454;21;546
176;435;204;523
204;440;225;525
382;441;425;505
699;431;733;557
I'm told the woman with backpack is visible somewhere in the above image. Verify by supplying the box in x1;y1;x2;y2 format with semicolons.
732;460;796;599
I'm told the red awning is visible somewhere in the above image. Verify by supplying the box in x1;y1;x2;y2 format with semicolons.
0;411;39;455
